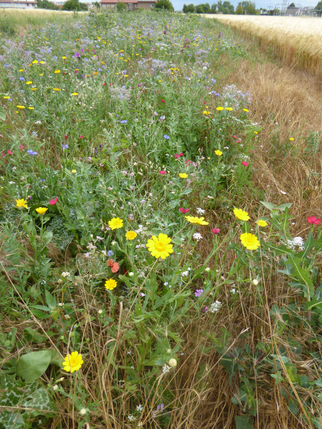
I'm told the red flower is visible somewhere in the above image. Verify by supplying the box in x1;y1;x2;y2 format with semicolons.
159;170;167;175
307;216;321;225
49;198;58;205
236;140;241;143
242;161;249;166
211;228;220;234
111;262;119;273
179;208;190;214
79;135;84;139
161;99;165;103
108;259;114;267
174;154;179;159
64;135;68;139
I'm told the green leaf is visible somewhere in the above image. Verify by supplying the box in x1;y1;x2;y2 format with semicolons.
45;290;57;310
270;371;286;385
17;350;52;383
0;105;5;121
235;415;254;429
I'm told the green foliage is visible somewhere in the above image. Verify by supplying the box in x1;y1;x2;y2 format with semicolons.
154;0;174;11
62;0;87;10
117;1;127;11
183;3;195;12
37;0;60;10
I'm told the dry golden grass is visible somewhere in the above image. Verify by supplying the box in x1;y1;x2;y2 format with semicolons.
205;15;322;76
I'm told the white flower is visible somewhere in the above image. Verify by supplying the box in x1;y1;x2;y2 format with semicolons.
193;232;203;241
197;207;205;215
205;267;210;272
288;237;304;251
138;422;143;427
181;271;189;277
52;384;58;391
79;409;87;416
98;309;103;314
128;414;135;421
230;288;237;294
162;364;170;374
280;190;287;195
129;272;134;276
252;279;259;286
210;301;222;313
61;272;70;277
64;315;71;319
136;404;143;412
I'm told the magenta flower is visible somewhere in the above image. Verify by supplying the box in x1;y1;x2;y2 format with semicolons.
242;161;249;166
232;135;237;139
174;154;179;159
49;198;58;205
19;145;24;150
179;208;190;214
179;153;184;157
236;140;241;143
307;216;321;225
159;170;167;175
79;136;84;139
211;228;220;234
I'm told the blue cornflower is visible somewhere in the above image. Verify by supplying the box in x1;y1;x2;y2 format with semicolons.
163;135;170;139
120;120;127;124
19;77;25;81
27;150;38;156
107;250;114;257
62;144;69;149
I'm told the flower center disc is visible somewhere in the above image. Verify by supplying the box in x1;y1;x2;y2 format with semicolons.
155;242;166;252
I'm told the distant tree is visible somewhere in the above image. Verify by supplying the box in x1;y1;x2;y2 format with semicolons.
223;1;234;13
288;2;295;6
203;2;211;12
62;0;88;10
183;3;188;12
186;3;195;11
315;0;322;15
154;0;174;11
37;0;59;9
116;1;127;10
235;3;243;13
92;1;100;6
245;0;256;14
210;3;217;12
195;4;205;12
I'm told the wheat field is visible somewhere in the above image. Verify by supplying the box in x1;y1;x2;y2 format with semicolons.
205;15;322;74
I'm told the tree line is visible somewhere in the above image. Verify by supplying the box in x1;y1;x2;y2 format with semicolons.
183;1;256;14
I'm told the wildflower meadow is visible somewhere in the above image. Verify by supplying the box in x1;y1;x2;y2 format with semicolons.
1;10;322;429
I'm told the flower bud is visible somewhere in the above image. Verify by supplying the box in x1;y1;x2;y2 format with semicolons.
168;358;177;368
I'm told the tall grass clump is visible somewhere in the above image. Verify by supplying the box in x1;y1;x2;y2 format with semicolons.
1;11;322;429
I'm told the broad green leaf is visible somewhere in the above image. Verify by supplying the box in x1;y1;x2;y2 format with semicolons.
17;350;52;383
45;290;57;310
270;371;286;385
235;415;254;429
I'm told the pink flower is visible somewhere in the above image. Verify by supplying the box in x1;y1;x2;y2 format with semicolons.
250;150;253;154
161;99;165;103
232;135;237;139
159;170;167;175
19;145;24;150
179;208;190;214
236;140;241;144
7;150;13;155
179;153;184;157
64;135;68;139
185;159;193;165
211;228;220;234
174;154;179;159
242;161;249;166
79;135;84;139
307;216;321;225
49;198;58;205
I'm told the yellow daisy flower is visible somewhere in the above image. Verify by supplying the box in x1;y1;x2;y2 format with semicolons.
125;231;137;240
240;233;260;250
233;208;250;222
185;216;209;225
108;218;123;230
146;233;173;259
62;351;83;373
105;279;117;290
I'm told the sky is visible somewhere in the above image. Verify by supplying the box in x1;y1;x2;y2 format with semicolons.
171;0;318;10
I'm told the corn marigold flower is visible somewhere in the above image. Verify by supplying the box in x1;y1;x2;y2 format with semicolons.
216;106;224;111
36;207;48;215
214;150;222;156
257;220;267;227
185;216;209;225
179;173;188;178
105;279;117;290
125;231;137;240
62;351;83;373
146;233;173;259
307;216;321;225
240;233;260;250
108;218;123;230
233;208;250;221
16;199;28;209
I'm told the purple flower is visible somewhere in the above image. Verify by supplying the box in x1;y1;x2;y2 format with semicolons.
163;135;170;139
120;120;127;124
194;289;204;297
74;52;81;58
107;250;114;257
62;144;69;149
27;150;38;156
